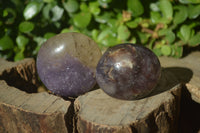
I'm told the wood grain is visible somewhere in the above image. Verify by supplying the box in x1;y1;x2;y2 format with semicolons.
159;51;200;103
159;52;200;133
0;51;199;133
74;75;182;133
0;58;71;133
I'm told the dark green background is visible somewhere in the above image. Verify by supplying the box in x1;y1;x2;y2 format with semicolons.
1;0;200;61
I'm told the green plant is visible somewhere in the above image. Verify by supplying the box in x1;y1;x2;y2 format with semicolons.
0;0;200;61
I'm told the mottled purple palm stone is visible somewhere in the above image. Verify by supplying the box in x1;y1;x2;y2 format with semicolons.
37;33;102;97
96;43;161;100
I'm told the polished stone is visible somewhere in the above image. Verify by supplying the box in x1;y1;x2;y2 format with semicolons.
37;33;102;97
96;43;161;100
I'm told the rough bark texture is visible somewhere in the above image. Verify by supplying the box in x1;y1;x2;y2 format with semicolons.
0;58;71;133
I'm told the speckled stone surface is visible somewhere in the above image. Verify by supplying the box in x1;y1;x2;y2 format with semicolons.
37;32;102;97
96;43;161;100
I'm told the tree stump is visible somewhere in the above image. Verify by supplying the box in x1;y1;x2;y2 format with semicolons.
74;52;200;133
160;52;200;133
0;58;71;133
159;51;200;103
74;70;182;133
0;52;199;133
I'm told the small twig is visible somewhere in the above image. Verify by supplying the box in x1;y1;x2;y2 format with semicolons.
155;23;165;32
142;28;154;34
142;23;165;39
142;28;159;39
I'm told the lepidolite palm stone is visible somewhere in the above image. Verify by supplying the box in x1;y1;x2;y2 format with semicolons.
96;43;161;100
37;33;102;97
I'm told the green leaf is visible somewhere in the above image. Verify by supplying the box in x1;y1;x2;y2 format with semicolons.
130;37;137;44
74;12;92;28
34;37;46;47
173;5;188;25
14;51;24;61
51;5;64;22
97;29;117;47
179;0;200;4
80;3;88;12
171;44;183;58
33;37;47;55
117;25;130;41
150;3;160;12
188;4;200;19
126;20;138;29
3;9;9;17
91;29;99;40
0;36;14;50
23;2;43;20
43;0;54;3
159;0;173;23
16;35;29;50
19;21;34;33
161;45;171;56
43;3;64;22
98;0;112;3
107;19;118;30
101;36;117;47
95;12;113;23
89;1;100;15
97;29;111;42
90;7;100;15
188;33;200;46
63;0;79;13
159;29;175;43
177;25;192;42
127;0;144;17
3;8;16;25
150;11;162;23
42;4;53;20
61;27;80;33
44;32;56;39
137;31;150;44
98;0;112;8
61;28;70;33
153;48;162;56
99;23;107;30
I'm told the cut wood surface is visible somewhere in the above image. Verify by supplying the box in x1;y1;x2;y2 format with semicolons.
160;52;200;133
74;52;200;133
0;58;71;133
74;75;182;133
159;51;200;103
0;52;199;133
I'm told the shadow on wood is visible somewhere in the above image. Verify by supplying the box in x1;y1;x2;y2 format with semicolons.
0;58;39;93
0;70;38;93
149;67;193;98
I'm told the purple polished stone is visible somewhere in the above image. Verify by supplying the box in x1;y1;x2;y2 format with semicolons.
37;33;102;97
96;43;161;100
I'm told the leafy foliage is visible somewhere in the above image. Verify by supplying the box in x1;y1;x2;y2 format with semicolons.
1;0;200;61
